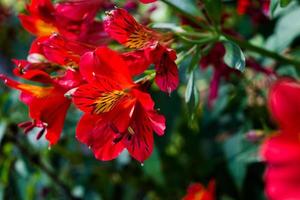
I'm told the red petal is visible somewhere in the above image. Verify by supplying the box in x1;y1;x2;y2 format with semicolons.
79;47;133;86
41;34;94;66
27;87;71;145
124;103;154;162
268;78;300;133
261;133;300;164
27;0;55;20
104;8;155;49
76;114;125;161
73;76;123;114
148;110;166;136
55;0;102;21
154;48;179;94
131;89;154;110
122;50;151;76
261;134;300;200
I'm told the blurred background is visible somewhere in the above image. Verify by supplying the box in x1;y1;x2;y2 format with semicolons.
1;0;300;199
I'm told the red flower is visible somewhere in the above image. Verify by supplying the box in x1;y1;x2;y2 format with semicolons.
237;0;270;23
1;34;88;144
19;0;108;45
0;72;72;145
261;78;300;200
182;180;215;200
13;34;94;82
72;47;165;162
139;0;157;3
104;8;179;94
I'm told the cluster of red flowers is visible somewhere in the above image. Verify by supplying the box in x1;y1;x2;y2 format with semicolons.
1;0;179;163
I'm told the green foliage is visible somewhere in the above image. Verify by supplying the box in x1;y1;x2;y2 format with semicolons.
280;0;293;7
223;40;246;72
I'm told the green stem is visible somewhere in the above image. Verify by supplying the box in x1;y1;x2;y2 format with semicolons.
223;34;300;67
160;0;300;68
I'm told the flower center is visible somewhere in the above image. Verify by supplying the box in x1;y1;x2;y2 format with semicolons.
93;90;126;114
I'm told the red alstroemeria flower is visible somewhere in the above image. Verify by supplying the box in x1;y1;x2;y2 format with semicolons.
261;78;300;200
182;180;215;200
19;0;108;45
104;8;179;94
2;35;87;144
72;47;165;162
13;34;94;82
0;71;72;145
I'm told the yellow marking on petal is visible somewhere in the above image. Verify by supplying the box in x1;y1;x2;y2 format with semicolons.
128;126;135;135
125;28;155;49
194;191;204;200
35;19;58;37
18;84;53;98
93;90;126;114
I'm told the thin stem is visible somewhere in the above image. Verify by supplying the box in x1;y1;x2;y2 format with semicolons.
176;45;198;65
223;34;300;67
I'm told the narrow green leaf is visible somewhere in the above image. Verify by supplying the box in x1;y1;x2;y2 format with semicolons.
270;0;279;17
188;46;202;72
223;41;246;72
203;0;222;25
185;71;194;103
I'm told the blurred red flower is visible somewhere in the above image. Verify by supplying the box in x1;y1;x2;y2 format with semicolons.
19;0;108;45
261;78;300;199
237;0;270;23
73;47;165;162
182;180;215;200
139;0;156;3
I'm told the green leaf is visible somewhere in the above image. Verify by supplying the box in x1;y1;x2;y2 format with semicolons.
266;8;300;52
270;0;279;17
203;0;222;25
222;133;259;189
280;0;292;7
223;41;246;72
188;46;202;72
185;71;194;103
